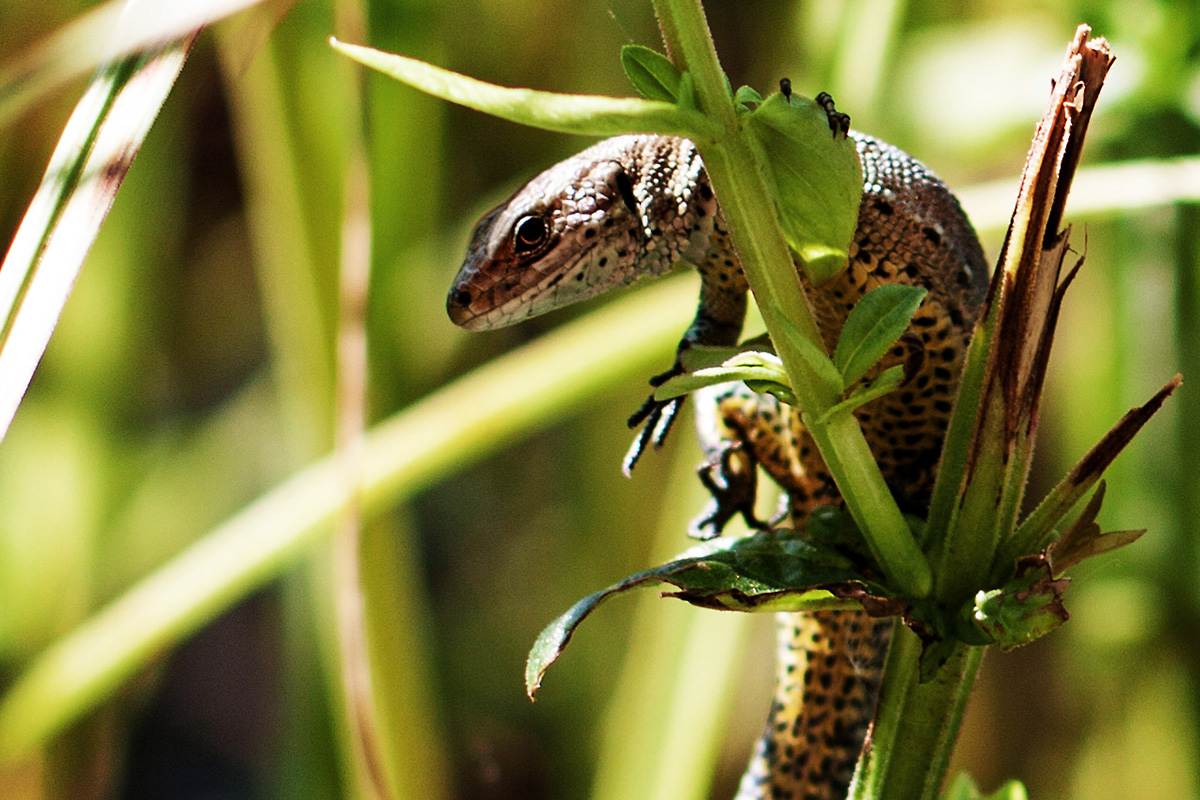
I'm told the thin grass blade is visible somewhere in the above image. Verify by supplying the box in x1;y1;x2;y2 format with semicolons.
0;0;272;127
0;36;195;443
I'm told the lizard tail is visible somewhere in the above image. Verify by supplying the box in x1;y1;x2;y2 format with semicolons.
735;610;892;800
693;384;895;800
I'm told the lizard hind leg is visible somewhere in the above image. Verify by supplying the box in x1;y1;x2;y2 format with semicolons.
689;380;833;539
697;382;834;513
689;382;773;540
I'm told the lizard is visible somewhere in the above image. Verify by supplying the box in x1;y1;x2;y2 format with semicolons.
447;108;989;799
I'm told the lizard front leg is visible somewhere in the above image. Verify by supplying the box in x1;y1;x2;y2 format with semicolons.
625;220;750;473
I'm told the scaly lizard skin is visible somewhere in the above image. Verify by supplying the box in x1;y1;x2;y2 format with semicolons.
448;128;988;799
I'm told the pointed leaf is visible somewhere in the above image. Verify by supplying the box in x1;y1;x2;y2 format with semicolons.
0;37;192;443
1053;526;1145;576
833;285;927;388
744;91;863;284
998;375;1179;578
526;526;897;698
331;40;720;141
1045;482;1145;575
815;364;905;424
620;44;682;103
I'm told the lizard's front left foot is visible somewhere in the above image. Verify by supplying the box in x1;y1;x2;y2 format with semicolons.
623;365;686;475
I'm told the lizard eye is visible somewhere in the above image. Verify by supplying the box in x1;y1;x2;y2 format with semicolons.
513;215;549;253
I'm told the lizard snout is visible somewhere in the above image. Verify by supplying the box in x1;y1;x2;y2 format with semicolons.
446;284;485;329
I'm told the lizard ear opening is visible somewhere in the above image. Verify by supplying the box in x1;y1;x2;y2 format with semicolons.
614;167;640;218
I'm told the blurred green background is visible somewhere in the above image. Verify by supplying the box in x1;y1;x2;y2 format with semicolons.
1;0;1198;798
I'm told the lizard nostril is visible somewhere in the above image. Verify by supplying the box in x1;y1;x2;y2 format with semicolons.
447;287;477;327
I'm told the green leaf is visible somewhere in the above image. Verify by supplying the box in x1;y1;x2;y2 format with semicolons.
815;364;905;424
526;526;899;698
654;365;789;402
769;303;843;400
743;90;863;284
660;343;796;405
833;285;927;389
654;350;794;404
331;39;721;142
733;84;763;113
942;774;1029;800
620;44;682;103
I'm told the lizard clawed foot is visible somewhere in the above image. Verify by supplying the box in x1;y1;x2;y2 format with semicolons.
688;443;769;540
622;362;689;475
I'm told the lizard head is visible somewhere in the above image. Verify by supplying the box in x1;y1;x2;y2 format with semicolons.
447;135;678;331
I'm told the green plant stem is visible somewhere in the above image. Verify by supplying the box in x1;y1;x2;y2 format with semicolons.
652;5;993;792
809;412;931;594
852;624;984;800
651;0;930;598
